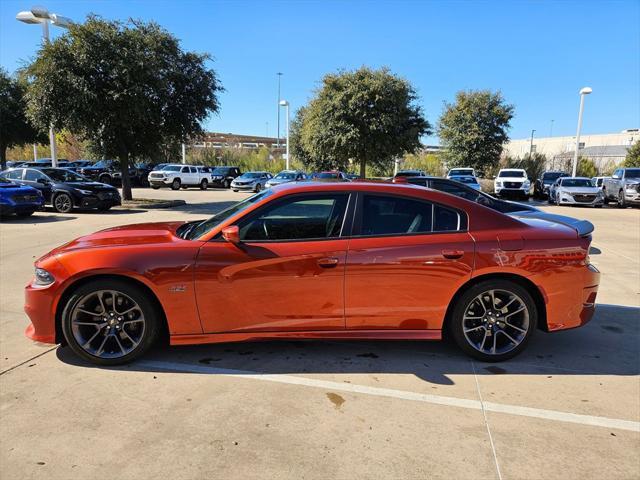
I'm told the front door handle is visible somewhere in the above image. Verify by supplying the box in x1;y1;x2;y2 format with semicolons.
442;249;464;259
317;257;340;268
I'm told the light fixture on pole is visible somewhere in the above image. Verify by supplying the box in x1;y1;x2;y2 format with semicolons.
529;129;536;159
572;87;592;177
16;6;73;168
279;100;290;170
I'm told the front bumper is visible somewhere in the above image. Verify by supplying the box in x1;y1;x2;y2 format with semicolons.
231;183;257;191
149;178;172;187
75;193;121;209
495;186;529;195
557;194;604;206
623;189;640;204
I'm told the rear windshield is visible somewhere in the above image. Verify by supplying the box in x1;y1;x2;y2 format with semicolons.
626;169;640;178
542;172;567;181
317;172;339;179
451;176;478;184
499;170;526;178
449;169;473;175
395;171;422;177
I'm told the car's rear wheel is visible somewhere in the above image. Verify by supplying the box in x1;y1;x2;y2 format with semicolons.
200;179;208;190
171;178;181;190
450;280;537;362
61;279;161;365
255;183;262;192
618;190;626;208
224;179;231;189
53;193;73;213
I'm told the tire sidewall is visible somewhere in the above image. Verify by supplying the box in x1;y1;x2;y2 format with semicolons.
171;178;181;190
53;192;73;213
450;279;538;362
61;278;160;365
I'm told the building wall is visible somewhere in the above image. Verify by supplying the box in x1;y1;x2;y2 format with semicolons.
503;130;638;158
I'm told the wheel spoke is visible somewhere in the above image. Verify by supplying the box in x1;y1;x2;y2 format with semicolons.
499;329;519;345
500;296;517;311
97;292;107;314
479;330;489;350
489;290;497;309
95;335;109;356
504;306;526;318
74;321;108;328
82;328;103;348
114;334;126;354
464;325;485;334
76;308;101;317
504;321;527;334
491;334;497;354
122;318;144;326
120;329;140;348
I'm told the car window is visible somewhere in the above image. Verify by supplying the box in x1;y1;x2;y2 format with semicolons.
361;195;434;236
434;205;461;231
4;169;23;180
430;180;479;202
239;194;349;241
24;169;47;181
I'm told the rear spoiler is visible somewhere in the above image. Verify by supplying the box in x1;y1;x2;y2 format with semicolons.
511;211;595;237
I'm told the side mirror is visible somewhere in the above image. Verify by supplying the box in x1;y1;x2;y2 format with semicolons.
222;225;240;244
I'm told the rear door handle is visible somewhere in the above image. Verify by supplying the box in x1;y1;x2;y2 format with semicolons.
442;249;464;259
317;257;340;268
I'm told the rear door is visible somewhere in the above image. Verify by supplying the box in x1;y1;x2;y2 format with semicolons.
195;192;354;333
22;169;53;201
345;193;474;330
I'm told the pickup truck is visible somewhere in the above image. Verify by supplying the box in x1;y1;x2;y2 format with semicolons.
602;168;640;207
148;164;213;190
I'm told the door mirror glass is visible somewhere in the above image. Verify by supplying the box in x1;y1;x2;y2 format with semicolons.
222;225;240;244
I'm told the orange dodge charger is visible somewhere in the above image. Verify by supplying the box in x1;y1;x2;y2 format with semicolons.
24;182;600;365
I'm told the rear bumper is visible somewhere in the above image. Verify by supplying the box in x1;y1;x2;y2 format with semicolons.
0;203;42;215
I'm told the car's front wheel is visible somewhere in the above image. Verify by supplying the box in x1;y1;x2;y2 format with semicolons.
53;192;73;213
61;279;161;365
618;190;626;208
200;179;208;190
171;178;181;190
450;280;537;362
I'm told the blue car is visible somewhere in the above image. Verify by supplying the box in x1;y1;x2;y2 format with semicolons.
0;175;44;218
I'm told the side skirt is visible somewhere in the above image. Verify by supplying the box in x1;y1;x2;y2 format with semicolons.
170;329;442;346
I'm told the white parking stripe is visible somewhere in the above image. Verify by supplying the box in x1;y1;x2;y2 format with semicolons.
137;360;640;433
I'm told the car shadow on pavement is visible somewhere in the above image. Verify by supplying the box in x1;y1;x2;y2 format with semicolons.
55;303;639;385
1;214;77;224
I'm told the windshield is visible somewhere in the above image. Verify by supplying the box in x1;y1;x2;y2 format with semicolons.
41;168;88;182
395;171;422;177
499;170;526;178
187;190;273;240
561;179;593;187
452;176;478;184
212;168;229;175
317;172;339;179
449;169;473;175
239;172;262;179
275;172;296;179
543;172;566;181
626;168;640;178
94;160;116;168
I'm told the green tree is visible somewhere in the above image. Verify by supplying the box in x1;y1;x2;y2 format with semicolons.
506;152;547;181
292;67;430;177
0;69;46;170
26;16;222;199
576;157;597;178
438;90;514;176
623;141;640;167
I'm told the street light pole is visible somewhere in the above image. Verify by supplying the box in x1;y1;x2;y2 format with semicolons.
572;87;592;177
276;72;283;148
16;7;73;168
529;129;536;159
279;100;290;170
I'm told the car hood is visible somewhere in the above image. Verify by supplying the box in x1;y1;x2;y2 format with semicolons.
509;210;594;237
47;221;187;256
623;179;640;185
558;186;600;194
55;181;117;191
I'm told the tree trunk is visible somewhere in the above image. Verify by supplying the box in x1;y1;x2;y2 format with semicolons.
359;159;366;178
118;147;132;201
0;143;7;171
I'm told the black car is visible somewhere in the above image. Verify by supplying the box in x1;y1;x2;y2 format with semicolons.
210;166;242;188
534;171;570;199
78;159;138;186
399;176;537;214
1;167;121;213
133;162;167;187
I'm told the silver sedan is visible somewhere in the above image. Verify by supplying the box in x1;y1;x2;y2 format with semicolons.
549;177;604;207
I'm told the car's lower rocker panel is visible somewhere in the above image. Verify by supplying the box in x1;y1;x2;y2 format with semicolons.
170;329;442;345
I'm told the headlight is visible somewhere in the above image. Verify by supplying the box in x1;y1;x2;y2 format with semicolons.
34;267;55;286
495;181;502;187
77;189;94;195
626;186;637;192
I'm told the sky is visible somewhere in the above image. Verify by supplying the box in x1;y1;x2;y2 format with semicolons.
1;0;639;144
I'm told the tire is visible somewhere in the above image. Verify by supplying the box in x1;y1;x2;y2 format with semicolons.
224;179;231;189
450;279;537;362
99;174;111;185
200;179;208;190
152;186;160;190
233;190;238;192
171;178;181;190
601;188;609;204
618;190;626;208
16;211;35;217
255;183;262;193
61;278;161;366
53;192;73;213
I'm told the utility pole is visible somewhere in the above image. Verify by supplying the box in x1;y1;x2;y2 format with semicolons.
276;72;283;148
529;129;536;159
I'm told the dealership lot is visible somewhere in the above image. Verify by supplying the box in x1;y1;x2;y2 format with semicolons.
1;189;638;480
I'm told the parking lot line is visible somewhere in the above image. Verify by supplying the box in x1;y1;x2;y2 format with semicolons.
137;360;640;433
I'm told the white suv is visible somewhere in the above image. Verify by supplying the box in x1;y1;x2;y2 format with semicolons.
148;164;213;190
494;169;530;198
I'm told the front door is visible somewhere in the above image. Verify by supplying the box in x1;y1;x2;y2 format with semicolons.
345;193;474;330
195;192;352;333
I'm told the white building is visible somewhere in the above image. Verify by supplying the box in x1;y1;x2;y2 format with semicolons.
503;129;638;171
